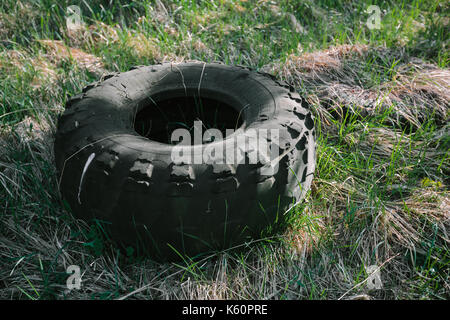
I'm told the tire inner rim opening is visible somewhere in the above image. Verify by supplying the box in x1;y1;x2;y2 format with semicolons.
134;95;244;145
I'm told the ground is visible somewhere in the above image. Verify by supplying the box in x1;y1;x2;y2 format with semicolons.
0;0;448;300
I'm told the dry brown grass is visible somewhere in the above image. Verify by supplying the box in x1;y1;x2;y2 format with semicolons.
63;20;187;65
282;44;369;74
124;32;163;61
0;50;58;88
262;45;449;130
38;40;105;75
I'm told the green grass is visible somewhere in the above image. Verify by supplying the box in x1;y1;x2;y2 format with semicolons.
0;0;449;300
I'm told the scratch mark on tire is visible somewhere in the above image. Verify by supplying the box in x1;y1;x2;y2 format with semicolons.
78;152;96;204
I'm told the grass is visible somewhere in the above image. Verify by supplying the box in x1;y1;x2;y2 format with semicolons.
0;0;449;299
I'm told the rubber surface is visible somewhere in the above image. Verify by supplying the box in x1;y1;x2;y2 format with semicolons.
54;62;316;260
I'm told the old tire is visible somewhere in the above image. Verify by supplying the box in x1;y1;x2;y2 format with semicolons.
54;62;316;260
